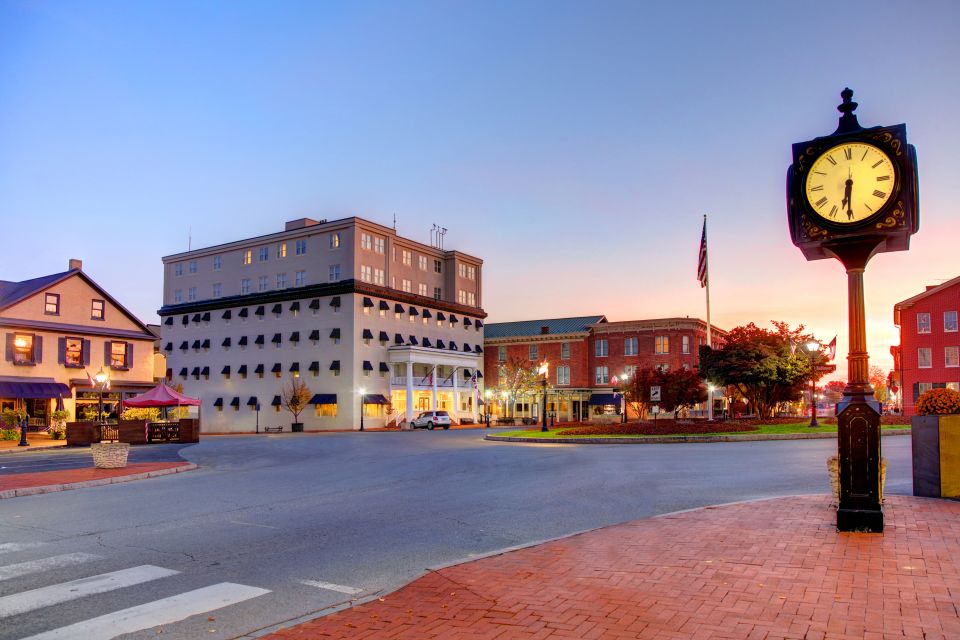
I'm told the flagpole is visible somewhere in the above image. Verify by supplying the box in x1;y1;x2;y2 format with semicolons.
704;214;714;421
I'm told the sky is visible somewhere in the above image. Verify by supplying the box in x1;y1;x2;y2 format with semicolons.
2;0;958;382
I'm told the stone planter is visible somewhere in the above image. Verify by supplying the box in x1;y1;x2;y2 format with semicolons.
827;455;887;505
92;442;130;469
291;423;304;433
911;415;960;498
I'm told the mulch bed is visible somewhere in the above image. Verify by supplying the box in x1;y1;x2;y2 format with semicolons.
555;420;758;436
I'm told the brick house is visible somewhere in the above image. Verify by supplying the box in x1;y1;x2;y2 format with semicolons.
893;276;960;416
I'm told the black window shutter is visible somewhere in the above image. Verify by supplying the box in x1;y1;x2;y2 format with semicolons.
912;382;920;401
82;339;91;365
33;335;42;364
126;342;133;369
5;334;13;362
58;337;66;364
934;382;947;389
105;341;112;365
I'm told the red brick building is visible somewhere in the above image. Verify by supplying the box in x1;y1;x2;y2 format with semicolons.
894;276;960;416
484;315;724;421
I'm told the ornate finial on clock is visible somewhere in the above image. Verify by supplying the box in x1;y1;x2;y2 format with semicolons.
834;87;861;134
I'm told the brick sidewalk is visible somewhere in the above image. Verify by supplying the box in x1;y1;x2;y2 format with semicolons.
268;495;960;640
0;462;193;497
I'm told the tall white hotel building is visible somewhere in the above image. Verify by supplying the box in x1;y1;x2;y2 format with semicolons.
159;217;485;432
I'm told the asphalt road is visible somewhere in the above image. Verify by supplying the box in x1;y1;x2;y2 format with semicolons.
0;430;913;640
0;444;188;475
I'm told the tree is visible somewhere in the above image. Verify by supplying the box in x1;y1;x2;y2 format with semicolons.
623;367;706;420
823;380;846;406
869;366;889;404
281;375;312;425
623;367;660;419
494;356;542;418
699;321;828;419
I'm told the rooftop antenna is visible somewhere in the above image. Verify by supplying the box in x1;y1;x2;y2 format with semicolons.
188;226;192;251
393;213;397;231
430;223;438;248
439;226;447;250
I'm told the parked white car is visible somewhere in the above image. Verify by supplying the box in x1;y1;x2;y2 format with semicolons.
410;410;452;430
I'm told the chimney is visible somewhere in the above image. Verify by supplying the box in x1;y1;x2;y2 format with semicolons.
284;218;321;231
68;259;82;271
540;326;549;335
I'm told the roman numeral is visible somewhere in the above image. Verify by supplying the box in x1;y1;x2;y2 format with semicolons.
843;148;852;160
815;197;828;208
810;185;824;191
876;175;890;181
827;155;837;165
814;171;827;176
865;203;873;212
873;190;886;198
829;205;838;218
871;159;883;168
861;149;869;161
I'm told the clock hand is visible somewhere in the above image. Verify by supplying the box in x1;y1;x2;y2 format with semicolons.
841;168;854;219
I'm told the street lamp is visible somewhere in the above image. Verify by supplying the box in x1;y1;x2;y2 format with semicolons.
619;372;630;422
484;389;492;428
93;368;110;442
358;387;366;431
537;361;549;432
707;384;716;421
805;340;821;428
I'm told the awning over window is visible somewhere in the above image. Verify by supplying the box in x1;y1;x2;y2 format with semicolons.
309;330;320;341
309;299;320;310
395;333;404;345
222;310;232;320
463;343;471;352
247;397;258;406
179;368;188;377
476;320;483;328
464;317;472;326
222;337;231;347
239;308;249;318
588;393;618;406
422;338;432;347
164;343;173;352
238;336;248;346
201;366;209;377
362;329;374;340
191;340;201;349
362;361;373;371
271;363;282;373
201;339;210;349
308;361;320;372
254;364;265;374
310;393;337;405
164;317;173;326
230;397;240;407
191;367;200;377
379;362;390;373
422;309;432;319
379;331;389;342
408;306;419;316
330;360;340;370
213;398;223;407
449;315;458;323
269;304;280;315
255;335;265;345
289;362;299;372
290;301;300;312
379;300;389;311
436;312;446;321
363;394;390;405
363;297;374;308
474;345;483;353
192;314;202;323
202;312;211;322
475;371;483;379
409;336;418;345
255;306;265;316
221;366;230;375
0;381;71;399
178;341;188;350
272;395;282;406
181;316;189;325
271;333;282;344
238;365;248;375
449;342;458;351
330;328;341;339
394;303;404;313
330;296;340;308
289;331;300;342
436;339;445;349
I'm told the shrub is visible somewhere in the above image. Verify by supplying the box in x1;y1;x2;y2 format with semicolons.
48;425;66;440
916;388;960;416
2;409;25;429
121;407;161;422
1;428;19;441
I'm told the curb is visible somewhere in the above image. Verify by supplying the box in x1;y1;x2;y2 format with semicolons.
0;463;198;499
0;444;72;457
485;428;911;444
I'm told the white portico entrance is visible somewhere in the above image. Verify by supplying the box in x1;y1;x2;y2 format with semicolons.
387;346;483;428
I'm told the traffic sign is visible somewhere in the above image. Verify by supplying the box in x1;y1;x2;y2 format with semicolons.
650;386;661;402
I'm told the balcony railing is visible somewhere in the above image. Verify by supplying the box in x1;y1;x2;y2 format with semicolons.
391;376;470;388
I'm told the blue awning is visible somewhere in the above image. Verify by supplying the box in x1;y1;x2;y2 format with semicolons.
310;393;337;405
588;393;618;406
0;381;71;399
363;394;390;405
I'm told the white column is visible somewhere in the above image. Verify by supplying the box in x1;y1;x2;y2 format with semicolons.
405;361;414;429
471;375;478;424
432;365;438;411
452;368;459;423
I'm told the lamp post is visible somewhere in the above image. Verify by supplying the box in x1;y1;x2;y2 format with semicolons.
255;403;261;434
619;372;630;422
805;341;821;428
358;387;366;431
484;389;492;427
93;368;110;442
537;361;549;432
17;410;29;447
707;384;716;421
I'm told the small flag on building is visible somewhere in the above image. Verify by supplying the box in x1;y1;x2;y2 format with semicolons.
697;217;708;288
827;336;837;361
85;369;95;387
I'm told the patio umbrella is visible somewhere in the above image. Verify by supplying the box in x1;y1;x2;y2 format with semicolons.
55;395;65;412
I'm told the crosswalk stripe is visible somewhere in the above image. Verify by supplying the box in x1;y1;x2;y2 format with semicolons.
19;582;271;640
0;542;45;555
0;553;101;581
0;565;179;618
297;579;363;595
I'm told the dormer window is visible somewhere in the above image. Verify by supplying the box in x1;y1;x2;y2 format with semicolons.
45;293;60;315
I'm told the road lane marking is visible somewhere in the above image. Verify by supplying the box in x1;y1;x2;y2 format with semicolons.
0;565;179;618
297;579;363;595
0;542;45;555
228;520;279;529
20;582;271;640
0;553;101;581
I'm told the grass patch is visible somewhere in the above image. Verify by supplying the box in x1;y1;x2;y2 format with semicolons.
496;421;910;439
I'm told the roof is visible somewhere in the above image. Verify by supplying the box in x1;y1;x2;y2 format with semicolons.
894;275;960;311
0;270;74;310
484;316;607;339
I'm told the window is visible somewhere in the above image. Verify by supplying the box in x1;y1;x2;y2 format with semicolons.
315;403;337;417
468;266;476;280
682;335;690;354
243;249;252;265
419;256;427;270
374;237;385;253
402;250;412;266
373;268;385;286
458;290;466;304
44;293;60;315
624;364;637;378
359;265;371;283
595;366;609;384
12;334;35;365
188;260;197;273
109;341;127;368
433;287;441;300
595;339;608;357
258;247;269;262
188;287;197;301
277;243;287;259
529;344;538;361
919;382;933;396
329;264;341;282
295;239;307;255
415;282;424;295
175;263;183;276
557;365;570;385
434;259;442;273
91;299;105;320
917;312;931;334
276;273;287;289
174;290;183;303
655;336;670;354
946;311;958;333
458;264;466;278
295;270;306;287
361;233;372;250
918;347;932;368
498;346;507;362
624;337;638;356
402;279;412;293
212;283;222;298
329;232;340;249
468;292;476;306
561;343;570;360
656;363;669;373
241;278;251;294
258;276;269;292
946;346;959;368
213;255;222;270
64;337;83;367
948;382;960;391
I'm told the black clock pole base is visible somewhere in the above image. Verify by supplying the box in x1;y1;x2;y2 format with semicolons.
837;506;883;533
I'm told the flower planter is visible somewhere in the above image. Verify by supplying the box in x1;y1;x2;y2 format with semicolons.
291;423;304;433
827;455;886;505
911;415;960;499
91;442;130;469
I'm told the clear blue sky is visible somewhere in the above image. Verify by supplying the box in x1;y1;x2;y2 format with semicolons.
2;0;958;376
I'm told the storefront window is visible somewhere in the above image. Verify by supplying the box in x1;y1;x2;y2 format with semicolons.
315;403;338;417
110;342;127;368
65;337;83;367
13;334;34;364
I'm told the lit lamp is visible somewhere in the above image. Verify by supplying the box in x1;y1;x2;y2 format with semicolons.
805;340;821;427
619;372;630;423
484;389;492;428
537;361;549;432
358;387;366;431
93;368;110;442
707;384;716;421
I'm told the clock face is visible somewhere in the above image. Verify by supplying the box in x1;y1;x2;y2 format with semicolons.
803;142;897;224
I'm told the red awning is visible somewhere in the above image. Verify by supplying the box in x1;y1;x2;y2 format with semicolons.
123;383;201;407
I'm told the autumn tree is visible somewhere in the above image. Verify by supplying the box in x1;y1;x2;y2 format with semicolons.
623;367;660;419
822;380;846;406
699;321;828;419
869;366;890;404
495;356;543;418
623;367;706;420
281;375;312;425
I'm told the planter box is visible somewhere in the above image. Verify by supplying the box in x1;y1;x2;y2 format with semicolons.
178;418;201;443
291;423;304;433
66;421;98;446
912;415;960;499
92;442;130;468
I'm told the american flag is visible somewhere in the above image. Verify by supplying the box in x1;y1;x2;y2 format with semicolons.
827;336;837;361
472;374;478;390
697;217;708;288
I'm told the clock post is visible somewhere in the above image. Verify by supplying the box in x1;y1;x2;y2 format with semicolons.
787;89;919;533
